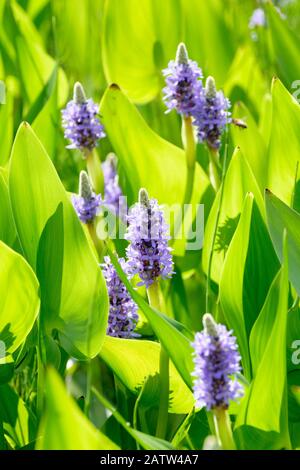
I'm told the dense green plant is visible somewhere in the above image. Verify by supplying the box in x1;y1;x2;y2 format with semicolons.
0;0;300;451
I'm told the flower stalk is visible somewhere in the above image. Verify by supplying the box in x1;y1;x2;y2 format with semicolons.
208;146;221;192
182;115;197;205
147;280;169;440
192;313;243;450
85;148;104;195
72;171;104;258
125;188;173;439
213;407;236;450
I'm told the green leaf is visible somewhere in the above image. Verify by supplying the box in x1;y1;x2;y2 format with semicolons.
37;368;119;450
100;84;209;256
37;203;64;331
220;193;279;379
236;243;290;448
0;356;14;385
183;0;235;84
267;78;300;209
102;0;181;104
203;148;264;285
16;36;68;108
92;386;174;450
0;383;37;449
107;249;194;390
249;270;282;375
100;336;194;414
0;172;17;247
265;190;300;297
224;45;267;118
231;101;268;192
50;0;107;90
0;80;13;167
9;123;109;359
32;68;60;161
266;2;300;87
0;241;39;356
10;0;43;47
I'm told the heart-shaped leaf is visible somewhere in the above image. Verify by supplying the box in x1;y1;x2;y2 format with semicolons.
100;336;194;414
9;123;109;359
37;368;119;450
265;190;300;297
102;0;181;104
236;242;290;448
203;148;264;285
220;193;279;379
0;241;39;356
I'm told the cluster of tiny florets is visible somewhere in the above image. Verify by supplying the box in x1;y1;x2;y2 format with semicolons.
192;314;244;410
125;190;174;288
102;256;139;338
162;43;231;149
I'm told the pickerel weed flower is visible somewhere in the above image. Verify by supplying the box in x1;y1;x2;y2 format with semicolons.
192;314;243;410
72;171;102;223
102;256;139;338
194;76;231;150
162;42;203;117
125;189;174;287
62;82;105;152
249;8;266;29
102;153;126;216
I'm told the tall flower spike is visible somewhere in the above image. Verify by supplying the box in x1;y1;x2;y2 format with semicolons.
125;189;174;287
192;313;244;410
102;256;139;338
102;153;127;216
72;171;102;224
61;82;105;152
162;42;203;116
194;76;231;150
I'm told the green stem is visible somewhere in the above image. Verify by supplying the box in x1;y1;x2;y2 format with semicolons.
36;315;46;417
115;377;134;449
147;281;169;439
84;360;93;418
182;116;196;206
205;144;228;312
208;147;221;192
91;386;140;445
36;349;44;417
213;408;236;450
85;148;104;195
87;221;105;260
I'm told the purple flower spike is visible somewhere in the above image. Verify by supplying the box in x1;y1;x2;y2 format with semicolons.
102;153;127;217
192;314;244;411
194;76;231;150
102;256;139;339
62;82;105;152
162;42;203;117
72;171;102;224
249;8;266;29
125;189;174;288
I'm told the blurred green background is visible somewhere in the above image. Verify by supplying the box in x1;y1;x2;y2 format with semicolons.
1;0;300;191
